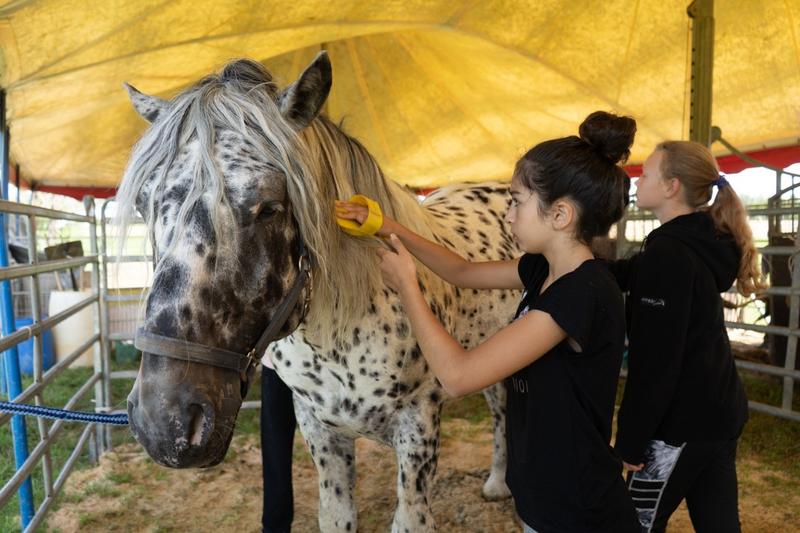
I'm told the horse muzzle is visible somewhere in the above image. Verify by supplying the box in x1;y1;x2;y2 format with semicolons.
126;369;236;468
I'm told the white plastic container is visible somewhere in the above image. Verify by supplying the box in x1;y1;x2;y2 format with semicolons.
48;290;95;367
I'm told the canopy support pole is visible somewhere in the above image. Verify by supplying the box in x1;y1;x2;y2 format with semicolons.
0;88;36;529
687;0;715;146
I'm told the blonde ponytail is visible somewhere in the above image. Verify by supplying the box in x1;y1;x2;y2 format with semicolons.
708;184;768;295
656;141;768;296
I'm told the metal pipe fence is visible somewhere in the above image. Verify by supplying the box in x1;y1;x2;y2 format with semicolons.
0;197;109;532
1;176;797;530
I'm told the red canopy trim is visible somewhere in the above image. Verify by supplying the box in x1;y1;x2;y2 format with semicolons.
26;185;117;200
9;144;800;201
622;144;800;177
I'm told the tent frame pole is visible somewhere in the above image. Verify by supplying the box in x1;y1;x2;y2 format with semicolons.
0;88;36;529
687;0;715;146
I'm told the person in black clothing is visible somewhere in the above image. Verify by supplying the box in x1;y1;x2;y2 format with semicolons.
260;365;296;533
337;111;641;532
609;140;767;532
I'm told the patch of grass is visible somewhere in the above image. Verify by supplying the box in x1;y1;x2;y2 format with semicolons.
215;511;239;527
1;351;149;530
152;467;168;482
83;479;121;499
442;392;491;424
731;373;800;482
1;366;96;531
60;490;84;505
105;471;132;484
77;512;97;527
118;487;142;507
233;374;263;436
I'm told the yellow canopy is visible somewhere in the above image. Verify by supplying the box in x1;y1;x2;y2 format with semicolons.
0;0;798;189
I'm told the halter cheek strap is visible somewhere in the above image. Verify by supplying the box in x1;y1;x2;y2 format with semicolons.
134;247;312;382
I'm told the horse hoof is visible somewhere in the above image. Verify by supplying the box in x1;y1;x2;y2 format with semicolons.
481;477;512;501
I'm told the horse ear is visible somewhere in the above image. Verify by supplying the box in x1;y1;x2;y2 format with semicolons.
279;51;332;129
124;83;168;123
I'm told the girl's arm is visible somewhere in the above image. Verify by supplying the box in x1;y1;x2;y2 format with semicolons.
615;240;693;466
379;235;565;397
336;200;523;290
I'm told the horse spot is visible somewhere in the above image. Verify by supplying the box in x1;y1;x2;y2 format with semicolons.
199;285;212;301
155;309;178;337
311;391;325;405
153;260;188;300
191;200;215;244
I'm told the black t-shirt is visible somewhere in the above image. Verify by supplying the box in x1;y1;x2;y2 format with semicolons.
505;254;639;533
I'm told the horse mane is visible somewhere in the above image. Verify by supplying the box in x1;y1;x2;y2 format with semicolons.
298;116;445;345
115;59;443;347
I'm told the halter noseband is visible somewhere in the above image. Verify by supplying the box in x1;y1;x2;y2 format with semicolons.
134;247;312;382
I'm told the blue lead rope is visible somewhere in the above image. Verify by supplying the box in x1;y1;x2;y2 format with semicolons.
0;401;129;425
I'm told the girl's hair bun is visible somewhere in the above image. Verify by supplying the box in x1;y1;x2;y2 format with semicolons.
578;111;637;165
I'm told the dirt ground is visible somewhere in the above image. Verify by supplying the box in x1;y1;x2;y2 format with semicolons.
46;416;799;533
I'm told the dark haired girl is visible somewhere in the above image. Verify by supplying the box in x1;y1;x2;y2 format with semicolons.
337;111;641;532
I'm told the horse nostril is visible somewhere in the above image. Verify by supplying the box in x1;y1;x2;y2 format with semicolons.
126;397;138;421
187;403;212;447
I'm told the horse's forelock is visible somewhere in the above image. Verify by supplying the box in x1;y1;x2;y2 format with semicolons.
116;60;297;256
219;59;276;93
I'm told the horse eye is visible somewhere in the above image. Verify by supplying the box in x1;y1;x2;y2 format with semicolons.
256;201;282;221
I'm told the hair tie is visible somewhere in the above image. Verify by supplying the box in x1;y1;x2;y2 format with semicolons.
713;175;729;189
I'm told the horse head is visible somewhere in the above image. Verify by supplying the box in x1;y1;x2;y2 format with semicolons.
121;53;331;468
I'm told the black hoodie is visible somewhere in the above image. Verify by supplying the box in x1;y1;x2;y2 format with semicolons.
608;211;748;465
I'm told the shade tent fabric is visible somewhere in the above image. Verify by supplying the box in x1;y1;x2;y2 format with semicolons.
0;1;798;194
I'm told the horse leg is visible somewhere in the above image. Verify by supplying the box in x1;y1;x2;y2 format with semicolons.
391;405;440;532
481;383;512;500
295;401;357;533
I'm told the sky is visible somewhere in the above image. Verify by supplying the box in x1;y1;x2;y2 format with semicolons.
628;162;800;204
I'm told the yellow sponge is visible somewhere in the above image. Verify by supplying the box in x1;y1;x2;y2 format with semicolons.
336;194;383;237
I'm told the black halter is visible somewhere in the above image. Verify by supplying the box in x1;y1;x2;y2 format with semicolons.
134;247;312;383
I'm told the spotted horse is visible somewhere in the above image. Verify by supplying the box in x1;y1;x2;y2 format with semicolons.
120;52;521;532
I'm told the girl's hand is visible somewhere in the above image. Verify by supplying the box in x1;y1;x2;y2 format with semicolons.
623;461;644;472
335;199;398;236
377;234;418;293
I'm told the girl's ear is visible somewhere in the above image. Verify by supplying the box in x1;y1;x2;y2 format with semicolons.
550;198;576;231
663;176;682;199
